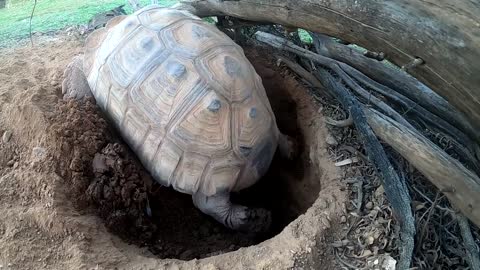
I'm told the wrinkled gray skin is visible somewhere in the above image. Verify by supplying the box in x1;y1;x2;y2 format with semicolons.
62;55;297;233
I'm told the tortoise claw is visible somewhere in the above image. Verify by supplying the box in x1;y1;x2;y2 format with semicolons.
237;207;272;233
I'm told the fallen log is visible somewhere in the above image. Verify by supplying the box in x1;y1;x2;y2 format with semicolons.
174;0;480;143
266;33;480;175
337;61;480;175
365;109;480;229
254;31;416;131
336;63;473;147
279;50;480;228
310;33;478;144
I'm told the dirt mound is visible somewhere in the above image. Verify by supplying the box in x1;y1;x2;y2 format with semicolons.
0;34;345;269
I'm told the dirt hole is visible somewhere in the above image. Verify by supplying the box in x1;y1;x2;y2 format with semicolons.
53;47;321;261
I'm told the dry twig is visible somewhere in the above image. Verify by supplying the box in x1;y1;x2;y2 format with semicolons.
29;0;37;47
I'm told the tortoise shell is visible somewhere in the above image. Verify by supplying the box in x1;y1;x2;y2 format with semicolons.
83;6;279;196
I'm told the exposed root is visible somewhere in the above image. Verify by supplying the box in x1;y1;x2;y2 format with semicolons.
325;115;354;128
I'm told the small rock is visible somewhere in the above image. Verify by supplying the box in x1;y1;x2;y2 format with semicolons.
367;235;374;245
320;216;331;228
361;249;373;257
2;130;12;143
92;154;108;174
375;185;385;197
340;215;347;223
365;201;374;210
382;255;397;270
325;134;338;146
6;160;14;167
31;147;47;163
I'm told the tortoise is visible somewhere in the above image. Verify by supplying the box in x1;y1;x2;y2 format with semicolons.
62;5;297;232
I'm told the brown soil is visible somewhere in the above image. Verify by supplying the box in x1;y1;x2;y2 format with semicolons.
0;34;346;269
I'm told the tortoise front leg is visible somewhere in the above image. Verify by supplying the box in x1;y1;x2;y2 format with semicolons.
61;55;94;100
193;191;271;233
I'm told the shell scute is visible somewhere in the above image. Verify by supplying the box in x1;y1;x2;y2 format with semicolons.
169;91;231;156
131;56;200;128
137;7;200;31
108;27;166;88
232;93;275;159
172;152;209;194
162;20;232;58
195;46;255;102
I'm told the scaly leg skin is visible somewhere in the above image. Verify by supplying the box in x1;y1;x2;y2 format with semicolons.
193;191;271;233
278;132;298;160
61;55;93;101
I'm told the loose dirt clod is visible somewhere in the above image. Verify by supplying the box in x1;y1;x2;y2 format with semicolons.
2;130;11;143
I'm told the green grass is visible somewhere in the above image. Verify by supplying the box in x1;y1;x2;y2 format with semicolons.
0;0;178;47
297;29;312;44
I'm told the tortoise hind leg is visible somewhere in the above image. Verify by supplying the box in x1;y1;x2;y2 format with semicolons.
193;191;271;233
61;55;93;101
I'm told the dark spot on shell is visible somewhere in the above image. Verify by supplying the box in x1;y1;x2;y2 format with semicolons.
224;56;242;77
192;24;210;39
124;20;135;29
139;36;154;50
239;146;252;157
249;107;257;118
208;99;221;112
166;61;186;79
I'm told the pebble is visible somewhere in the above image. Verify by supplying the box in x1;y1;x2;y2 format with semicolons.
367;235;375;245
2;130;12;143
325;134;338;146
340;215;347;223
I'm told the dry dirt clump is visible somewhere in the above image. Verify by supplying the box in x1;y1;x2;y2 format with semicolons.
88;142;155;241
0;33;348;269
47;99;156;243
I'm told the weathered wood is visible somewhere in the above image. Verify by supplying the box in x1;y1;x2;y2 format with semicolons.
255;31;416;131
276;57;334;99
289;50;480;229
278;48;480;229
315;67;415;270
277;53;415;268
337;62;480;175
365;109;480;229
175;0;480;140
259;32;480;176
456;213;480;270
310;33;479;145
